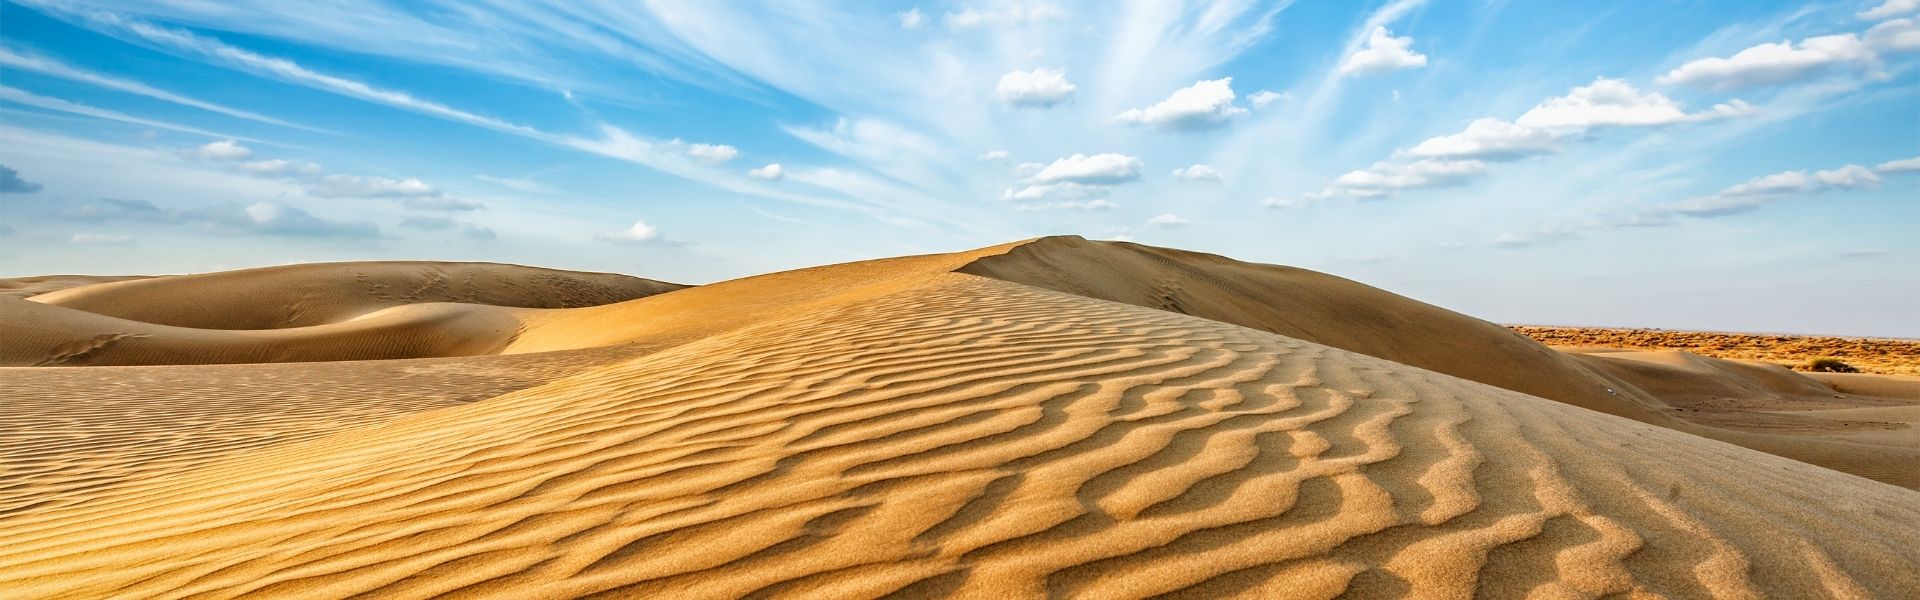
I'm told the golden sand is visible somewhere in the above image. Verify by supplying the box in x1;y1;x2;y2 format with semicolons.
2;237;1915;598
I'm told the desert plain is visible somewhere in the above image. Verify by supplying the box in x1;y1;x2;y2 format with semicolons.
1;236;1916;598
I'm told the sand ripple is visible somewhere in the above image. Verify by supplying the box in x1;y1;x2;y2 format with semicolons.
1;274;1914;598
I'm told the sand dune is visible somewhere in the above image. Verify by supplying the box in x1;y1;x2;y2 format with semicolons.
0;262;682;366
2;237;1916;598
0;274;151;299
29;261;681;329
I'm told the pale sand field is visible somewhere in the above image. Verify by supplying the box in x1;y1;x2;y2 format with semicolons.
1;237;1916;598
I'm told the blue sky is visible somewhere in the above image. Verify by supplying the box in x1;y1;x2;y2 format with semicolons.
1;0;1916;336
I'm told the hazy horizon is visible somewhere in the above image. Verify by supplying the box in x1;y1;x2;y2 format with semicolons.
2;0;1917;337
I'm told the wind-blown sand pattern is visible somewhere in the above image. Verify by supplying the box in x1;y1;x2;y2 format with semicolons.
2;238;1917;598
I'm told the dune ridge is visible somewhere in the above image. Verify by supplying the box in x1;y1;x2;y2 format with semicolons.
0;262;682;366
2;266;1916;598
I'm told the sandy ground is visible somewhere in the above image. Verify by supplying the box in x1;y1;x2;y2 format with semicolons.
1;237;1915;598
1512;325;1920;376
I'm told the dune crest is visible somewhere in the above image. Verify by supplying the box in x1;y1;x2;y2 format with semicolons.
2;254;1916;598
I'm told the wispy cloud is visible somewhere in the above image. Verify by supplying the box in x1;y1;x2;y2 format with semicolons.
0;47;321;131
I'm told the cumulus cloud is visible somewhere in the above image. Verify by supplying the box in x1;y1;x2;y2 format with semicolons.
1658;34;1877;90
1112;78;1248;130
1718;164;1881;197
748;163;784;180
307;174;438;199
1665;164;1882;217
1057;199;1115;210
240;201;382;237
682;141;740;163
1339;27;1428;77
70;233;133;245
1026;153;1144;185
946;3;1065;28
1248;90;1288;108
1001;153;1142;204
899;8;927;29
1146;213;1190;227
996;68;1076;107
1877;156;1920;172
1;164;43;193
1516;78;1748;130
1867;18;1920;51
597;219;662;245
181;139;252;160
1860;0;1920;20
979;150;1011;161
1332;159;1487;196
1403;118;1558;160
237;159;321;176
461;223;497;240
1171;164;1223;181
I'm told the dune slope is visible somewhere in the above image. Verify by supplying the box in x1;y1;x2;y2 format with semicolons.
956;236;1666;421
0;262;684;366
2;271;1915;599
30;261;682;330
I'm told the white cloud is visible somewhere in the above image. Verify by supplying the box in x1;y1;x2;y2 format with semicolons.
1860;0;1920;21
1001;181;1105;202
1720;164;1880;196
1658;34;1876;90
748;163;784;180
596;219;661;245
0;48;314;131
979;150;1011;161
996;68;1076;107
1866;18;1920;51
1338;26;1428;77
1663;164;1883;217
307;174;437;198
70;233;133;245
1146;213;1190;227
1026;153;1143;185
1001;153;1143;204
1171;164;1223;181
182;139;253;160
899;8;927;29
1247;90;1289;108
238;159;321;176
683;141;740;163
1877;156;1920;172
1262;196;1310;209
945;3;1065;28
1404;118;1558;160
1058;199;1115;210
1332;159;1487;195
1516;78;1742;130
1112;78;1248;131
0;85;254;141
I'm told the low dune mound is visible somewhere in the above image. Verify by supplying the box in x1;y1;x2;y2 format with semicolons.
30;261;682;330
958;236;1666;422
0;275;151;299
0;296;529;366
2;272;1914;599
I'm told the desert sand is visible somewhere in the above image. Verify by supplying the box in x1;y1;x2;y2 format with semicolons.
1513;325;1920;376
1;237;1916;598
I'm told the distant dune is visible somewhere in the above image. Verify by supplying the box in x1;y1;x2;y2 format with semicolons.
0;262;683;366
1513;324;1920;376
1;237;1915;598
